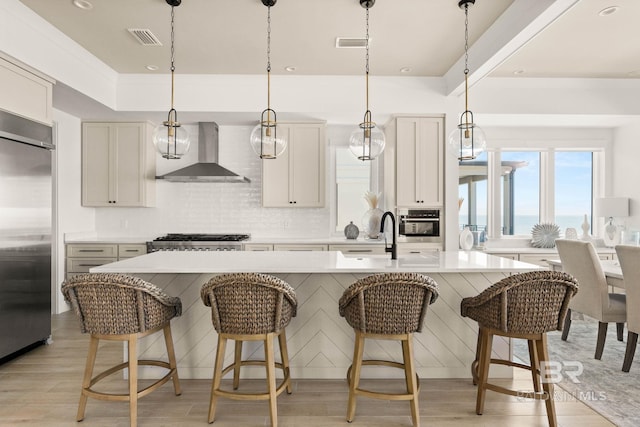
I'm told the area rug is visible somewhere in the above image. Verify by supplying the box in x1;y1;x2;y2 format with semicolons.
513;317;639;427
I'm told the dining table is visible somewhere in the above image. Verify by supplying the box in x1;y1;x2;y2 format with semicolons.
547;258;625;289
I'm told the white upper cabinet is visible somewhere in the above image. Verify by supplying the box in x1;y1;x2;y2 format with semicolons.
0;56;53;125
82;122;156;207
262;122;326;207
393;116;444;207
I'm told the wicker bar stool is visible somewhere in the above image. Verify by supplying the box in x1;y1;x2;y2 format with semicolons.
460;271;578;427
200;273;297;427
338;272;439;427
61;273;182;427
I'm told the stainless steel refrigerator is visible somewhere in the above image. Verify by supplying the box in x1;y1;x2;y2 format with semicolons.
0;110;53;360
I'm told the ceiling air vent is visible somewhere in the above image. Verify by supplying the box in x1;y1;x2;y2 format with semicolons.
128;28;162;46
335;37;370;48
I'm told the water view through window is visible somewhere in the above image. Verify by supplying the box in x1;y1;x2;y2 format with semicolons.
459;150;593;237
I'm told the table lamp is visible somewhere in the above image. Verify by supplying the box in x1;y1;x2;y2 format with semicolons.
594;197;629;247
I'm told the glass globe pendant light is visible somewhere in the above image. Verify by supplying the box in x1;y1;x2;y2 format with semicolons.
447;0;487;161
153;0;190;159
349;0;385;161
250;0;286;159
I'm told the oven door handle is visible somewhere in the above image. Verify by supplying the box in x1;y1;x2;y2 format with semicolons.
402;218;440;222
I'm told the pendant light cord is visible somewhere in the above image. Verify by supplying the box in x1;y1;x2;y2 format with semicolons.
266;5;272;121
365;6;370;113
463;3;470;126
170;5;176;111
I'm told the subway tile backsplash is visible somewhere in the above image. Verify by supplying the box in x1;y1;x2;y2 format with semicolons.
94;125;330;238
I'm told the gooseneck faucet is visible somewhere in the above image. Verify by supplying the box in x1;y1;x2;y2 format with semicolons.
380;211;397;260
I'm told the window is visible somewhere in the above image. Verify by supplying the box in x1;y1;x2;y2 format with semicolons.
335;147;372;232
554;151;593;232
460;145;600;239
458;151;487;231
500;151;540;235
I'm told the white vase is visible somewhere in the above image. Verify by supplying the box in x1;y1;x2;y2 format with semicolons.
460;227;473;250
580;214;591;240
362;208;384;239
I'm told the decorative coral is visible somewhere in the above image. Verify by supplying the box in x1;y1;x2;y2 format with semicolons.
364;191;381;209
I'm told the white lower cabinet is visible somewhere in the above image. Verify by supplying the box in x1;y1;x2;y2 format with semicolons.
66;243;146;279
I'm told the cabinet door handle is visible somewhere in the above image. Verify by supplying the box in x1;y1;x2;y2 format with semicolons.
346;249;373;253
124;249;139;252
78;249;105;253
78;263;103;267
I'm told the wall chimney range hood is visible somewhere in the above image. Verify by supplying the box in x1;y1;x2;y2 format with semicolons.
156;122;250;183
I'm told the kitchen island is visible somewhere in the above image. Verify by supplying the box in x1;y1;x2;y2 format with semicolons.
91;250;543;379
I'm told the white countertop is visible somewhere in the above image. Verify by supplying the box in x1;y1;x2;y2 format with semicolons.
91;250;543;274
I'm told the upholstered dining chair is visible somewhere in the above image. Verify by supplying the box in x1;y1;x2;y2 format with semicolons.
61;273;182;427
201;273;297;427
556;239;626;359
339;272;439;427
615;245;640;372
461;271;578;427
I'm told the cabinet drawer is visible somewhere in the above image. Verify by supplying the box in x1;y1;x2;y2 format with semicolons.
273;244;328;251
329;245;385;255
66;258;117;273
244;244;274;251
518;254;555;267
118;244;147;258
67;244;118;258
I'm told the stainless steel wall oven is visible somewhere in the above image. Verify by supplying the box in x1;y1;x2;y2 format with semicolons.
398;209;442;243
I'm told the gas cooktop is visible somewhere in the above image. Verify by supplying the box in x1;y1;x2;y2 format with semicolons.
153;233;250;242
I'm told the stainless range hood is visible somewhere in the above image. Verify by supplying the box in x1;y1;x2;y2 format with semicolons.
156;122;250;183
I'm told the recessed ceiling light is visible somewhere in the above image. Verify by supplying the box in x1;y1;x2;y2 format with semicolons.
146;65;159;71
598;6;619;16
284;66;296;72
72;0;93;10
400;67;412;73
513;69;525;75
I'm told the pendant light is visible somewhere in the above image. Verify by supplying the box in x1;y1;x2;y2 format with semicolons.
349;0;385;161
447;0;487;161
153;0;190;159
250;0;287;159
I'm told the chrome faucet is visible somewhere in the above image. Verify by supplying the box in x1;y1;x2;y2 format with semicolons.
380;211;397;260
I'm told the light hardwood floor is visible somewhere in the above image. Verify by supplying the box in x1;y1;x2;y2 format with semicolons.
0;311;615;427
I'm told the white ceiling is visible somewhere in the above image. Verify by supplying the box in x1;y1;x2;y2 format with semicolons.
15;0;640;126
18;0;640;79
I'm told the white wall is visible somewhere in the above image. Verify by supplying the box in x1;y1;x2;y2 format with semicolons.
612;120;640;234
53;108;95;312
